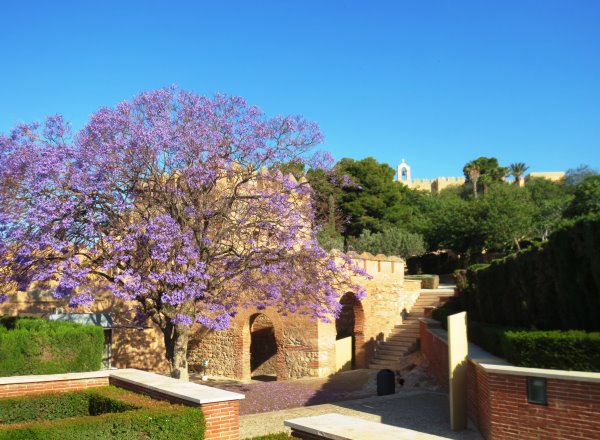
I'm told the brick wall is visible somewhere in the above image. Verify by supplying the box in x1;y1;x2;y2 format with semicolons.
201;400;240;440
1;371;242;440
482;373;600;439
110;376;240;440
419;320;449;390
420;319;600;439
0;377;108;398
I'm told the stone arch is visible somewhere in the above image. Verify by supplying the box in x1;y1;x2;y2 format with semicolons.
249;313;277;379
232;309;287;381
336;292;366;369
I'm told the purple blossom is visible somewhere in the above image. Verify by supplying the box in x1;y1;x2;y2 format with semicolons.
172;313;194;325
0;88;368;377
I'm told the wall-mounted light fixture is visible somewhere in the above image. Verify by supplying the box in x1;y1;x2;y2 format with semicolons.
527;377;547;405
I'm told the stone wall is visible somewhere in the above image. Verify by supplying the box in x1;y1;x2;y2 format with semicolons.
188;253;421;380
2;252;422;381
188;307;321;380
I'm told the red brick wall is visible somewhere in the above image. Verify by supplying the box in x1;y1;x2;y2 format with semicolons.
483;374;600;439
201;400;240;440
109;377;240;440
0;377;108;398
420;320;600;440
1;375;240;440
467;361;491;439
419;320;448;390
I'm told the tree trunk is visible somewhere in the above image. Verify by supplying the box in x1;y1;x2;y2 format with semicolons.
472;177;479;198
163;321;191;381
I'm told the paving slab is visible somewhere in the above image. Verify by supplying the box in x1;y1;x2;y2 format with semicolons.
285;413;450;439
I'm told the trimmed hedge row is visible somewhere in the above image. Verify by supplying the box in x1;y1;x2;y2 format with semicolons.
0;317;104;375
0;390;137;425
0;386;206;440
458;215;600;331
503;330;600;371
431;309;600;371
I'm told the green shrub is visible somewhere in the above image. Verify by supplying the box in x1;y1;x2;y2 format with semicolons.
348;227;426;259
431;307;600;371
0;389;137;425
502;330;600;371
0;317;104;375
453;269;468;291
457;216;600;331
0;386;205;440
431;295;465;330
467;321;522;358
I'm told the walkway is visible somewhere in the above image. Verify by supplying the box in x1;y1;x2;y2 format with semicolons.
240;389;483;439
191;353;439;415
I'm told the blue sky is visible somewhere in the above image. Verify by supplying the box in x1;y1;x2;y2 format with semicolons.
1;0;598;178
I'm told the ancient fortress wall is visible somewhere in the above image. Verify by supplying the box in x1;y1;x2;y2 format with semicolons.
1;252;422;380
188;252;422;380
409;176;466;193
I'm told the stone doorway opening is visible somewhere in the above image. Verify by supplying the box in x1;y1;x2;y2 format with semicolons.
335;292;365;370
249;313;277;381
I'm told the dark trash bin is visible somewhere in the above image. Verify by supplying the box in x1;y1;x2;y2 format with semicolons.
377;369;396;396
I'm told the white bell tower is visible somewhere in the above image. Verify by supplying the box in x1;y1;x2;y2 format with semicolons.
397;159;412;185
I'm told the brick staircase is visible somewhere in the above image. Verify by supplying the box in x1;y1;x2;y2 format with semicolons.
368;290;455;370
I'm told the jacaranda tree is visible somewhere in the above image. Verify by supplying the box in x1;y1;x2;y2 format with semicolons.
0;88;367;380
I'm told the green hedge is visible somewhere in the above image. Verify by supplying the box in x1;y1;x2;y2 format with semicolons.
430;310;600;371
0;317;104;375
458;215;600;331
0;390;137;425
503;330;600;371
0;386;206;440
431;296;464;330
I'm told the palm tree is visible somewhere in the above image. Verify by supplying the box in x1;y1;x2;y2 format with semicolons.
464;160;482;198
509;162;529;187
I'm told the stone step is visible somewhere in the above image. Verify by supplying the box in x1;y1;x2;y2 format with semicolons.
388;333;419;340
391;325;420;330
391;328;419;334
380;339;413;347
369;358;402;367
382;340;415;348
376;346;409;354
388;328;419;338
369;362;402;370
390;338;417;343
395;322;420;327
389;328;419;335
376;347;411;357
372;352;405;361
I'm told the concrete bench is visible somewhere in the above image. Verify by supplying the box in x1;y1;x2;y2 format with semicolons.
284;413;437;439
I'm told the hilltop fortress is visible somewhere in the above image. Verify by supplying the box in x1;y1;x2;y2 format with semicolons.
396;159;564;192
396;159;465;193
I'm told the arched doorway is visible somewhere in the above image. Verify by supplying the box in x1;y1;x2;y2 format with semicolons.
249;313;277;380
335;292;365;370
